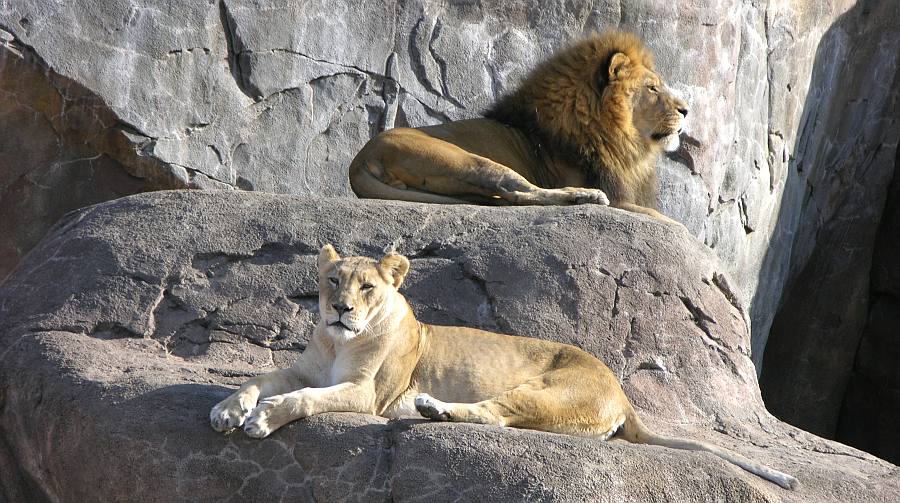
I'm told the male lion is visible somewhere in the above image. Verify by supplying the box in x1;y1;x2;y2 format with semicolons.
349;31;687;223
210;245;798;490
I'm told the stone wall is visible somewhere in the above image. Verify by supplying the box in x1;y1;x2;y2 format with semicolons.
835;145;900;464
760;0;900;453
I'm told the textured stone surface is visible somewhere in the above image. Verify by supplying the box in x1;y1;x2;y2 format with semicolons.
760;0;900;442
1;191;897;502
834;146;900;463
0;34;189;282
0;0;895;364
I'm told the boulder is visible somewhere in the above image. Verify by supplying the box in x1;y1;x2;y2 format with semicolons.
0;191;896;502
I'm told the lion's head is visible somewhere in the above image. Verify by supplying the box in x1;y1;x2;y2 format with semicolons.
317;244;410;342
488;30;688;166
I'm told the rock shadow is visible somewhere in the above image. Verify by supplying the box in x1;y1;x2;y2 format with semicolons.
755;0;900;462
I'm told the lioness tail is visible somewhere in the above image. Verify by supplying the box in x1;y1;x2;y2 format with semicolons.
619;411;799;490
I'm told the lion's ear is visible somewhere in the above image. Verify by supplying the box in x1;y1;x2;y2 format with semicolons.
378;253;410;289
608;52;631;81
318;244;340;271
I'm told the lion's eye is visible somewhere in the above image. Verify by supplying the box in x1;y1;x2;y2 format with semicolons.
647;85;658;93
361;283;374;291
328;277;339;286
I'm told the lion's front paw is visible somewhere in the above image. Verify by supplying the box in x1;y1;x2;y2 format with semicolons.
210;397;252;432
568;188;610;206
414;393;452;421
244;395;289;439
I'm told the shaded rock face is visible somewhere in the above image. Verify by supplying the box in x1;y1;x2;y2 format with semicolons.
0;191;898;502
759;0;900;455
0;35;189;282
834;147;900;463
0;0;894;369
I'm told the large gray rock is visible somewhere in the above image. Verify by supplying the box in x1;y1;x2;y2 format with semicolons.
0;34;189;282
0;191;897;502
834;147;900;461
760;1;900;443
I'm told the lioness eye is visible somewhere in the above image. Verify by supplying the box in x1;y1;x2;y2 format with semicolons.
648;85;658;93
361;283;374;291
328;277;338;286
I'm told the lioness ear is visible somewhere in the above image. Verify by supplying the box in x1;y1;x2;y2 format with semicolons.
378;253;410;288
318;244;340;271
608;52;631;81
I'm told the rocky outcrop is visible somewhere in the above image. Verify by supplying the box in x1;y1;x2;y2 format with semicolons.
834;146;900;463
0;34;188;282
760;0;900;449
0;191;897;502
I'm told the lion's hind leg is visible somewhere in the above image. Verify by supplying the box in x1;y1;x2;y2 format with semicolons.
350;160;474;204
413;383;552;428
351;128;609;206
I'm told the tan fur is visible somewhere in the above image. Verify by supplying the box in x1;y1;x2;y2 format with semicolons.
210;245;798;490
349;31;688;224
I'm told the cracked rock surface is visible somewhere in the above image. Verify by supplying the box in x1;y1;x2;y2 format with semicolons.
0;191;897;502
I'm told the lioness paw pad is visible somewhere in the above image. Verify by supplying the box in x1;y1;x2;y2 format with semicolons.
244;395;287;438
243;414;272;438
415;394;452;421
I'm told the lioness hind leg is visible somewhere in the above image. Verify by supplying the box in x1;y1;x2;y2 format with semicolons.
415;393;507;425
414;370;624;436
413;388;589;431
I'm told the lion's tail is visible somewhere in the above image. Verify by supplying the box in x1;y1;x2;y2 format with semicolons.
349;159;471;204
619;410;799;490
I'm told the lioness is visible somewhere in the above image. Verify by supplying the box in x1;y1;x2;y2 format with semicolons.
210;245;798;490
349;31;687;224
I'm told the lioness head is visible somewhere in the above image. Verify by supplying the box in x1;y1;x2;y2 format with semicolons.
317;244;410;342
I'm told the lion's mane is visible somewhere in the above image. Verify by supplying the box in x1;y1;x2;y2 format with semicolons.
486;31;660;207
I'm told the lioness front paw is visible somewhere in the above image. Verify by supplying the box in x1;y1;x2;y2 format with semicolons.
210;397;252;432
244;395;289;439
414;393;452;421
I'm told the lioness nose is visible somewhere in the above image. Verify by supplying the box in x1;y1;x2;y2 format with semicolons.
332;302;353;314
677;107;688;118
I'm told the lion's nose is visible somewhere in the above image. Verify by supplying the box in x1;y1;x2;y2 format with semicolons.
332;302;353;314
677;107;688;118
